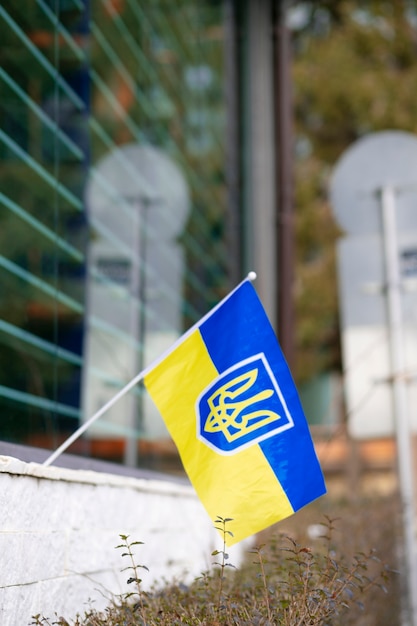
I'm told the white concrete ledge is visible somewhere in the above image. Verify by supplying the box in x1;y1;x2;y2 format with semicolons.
0;454;195;496
0;455;248;626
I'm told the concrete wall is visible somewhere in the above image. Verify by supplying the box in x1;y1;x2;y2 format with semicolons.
0;456;248;626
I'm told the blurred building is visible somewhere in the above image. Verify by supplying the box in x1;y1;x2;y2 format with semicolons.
0;0;288;471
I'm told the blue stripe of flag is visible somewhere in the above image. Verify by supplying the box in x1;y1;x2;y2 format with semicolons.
198;281;326;512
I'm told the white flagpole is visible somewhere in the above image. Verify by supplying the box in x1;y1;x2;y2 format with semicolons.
42;272;257;467
43;369;148;467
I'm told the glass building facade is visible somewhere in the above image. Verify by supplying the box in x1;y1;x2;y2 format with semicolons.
0;0;238;466
0;0;281;470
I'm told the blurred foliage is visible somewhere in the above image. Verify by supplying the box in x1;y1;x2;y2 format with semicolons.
292;0;417;383
33;490;401;625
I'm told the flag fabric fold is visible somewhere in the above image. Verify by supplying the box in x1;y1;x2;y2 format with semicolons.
144;278;326;545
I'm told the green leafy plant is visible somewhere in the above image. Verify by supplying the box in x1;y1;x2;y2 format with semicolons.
115;533;149;624
211;515;236;616
235;514;392;626
248;544;273;623
31;496;398;625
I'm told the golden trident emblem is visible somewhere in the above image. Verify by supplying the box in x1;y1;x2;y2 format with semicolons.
203;367;281;443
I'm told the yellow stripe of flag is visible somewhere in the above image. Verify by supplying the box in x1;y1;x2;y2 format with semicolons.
144;328;294;545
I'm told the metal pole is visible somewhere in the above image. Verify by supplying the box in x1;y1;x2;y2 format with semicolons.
381;184;417;626
273;0;295;368
124;198;142;467
124;196;150;467
224;0;241;288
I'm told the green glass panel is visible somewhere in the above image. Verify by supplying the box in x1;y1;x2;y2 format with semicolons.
0;0;230;467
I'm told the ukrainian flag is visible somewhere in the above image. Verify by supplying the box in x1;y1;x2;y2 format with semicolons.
144;278;326;545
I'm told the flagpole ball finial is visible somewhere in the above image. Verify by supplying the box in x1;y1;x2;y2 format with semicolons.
248;271;257;282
